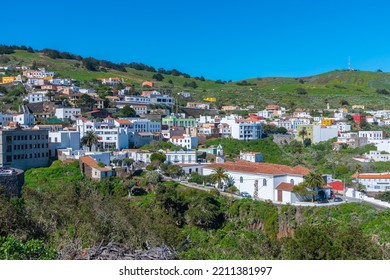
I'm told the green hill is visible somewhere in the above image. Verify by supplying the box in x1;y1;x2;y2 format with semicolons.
2;49;390;110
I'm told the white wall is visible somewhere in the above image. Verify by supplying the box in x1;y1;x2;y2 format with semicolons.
202;169;275;200
313;125;338;143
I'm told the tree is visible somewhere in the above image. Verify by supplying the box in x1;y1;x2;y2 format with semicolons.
298;127;308;142
145;170;161;185
152;73;164;81
292;182;314;200
210;167;229;190
81;131;99;152
304;172;325;201
166;165;184;179
82;57;99;71
354;164;362;190
296;87;307;95
113;105;136;118
150;152;166;164
122;158;134;172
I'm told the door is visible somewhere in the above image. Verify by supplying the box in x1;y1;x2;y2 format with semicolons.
277;190;283;202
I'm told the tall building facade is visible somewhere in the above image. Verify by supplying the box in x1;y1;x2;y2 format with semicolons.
0;128;49;170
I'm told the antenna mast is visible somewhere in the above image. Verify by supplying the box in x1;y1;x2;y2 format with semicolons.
348;56;351;71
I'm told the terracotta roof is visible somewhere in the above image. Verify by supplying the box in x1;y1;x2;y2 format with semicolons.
171;135;185;139
115;119;132;125
327;181;344;191
351;173;390;179
276;182;294;191
204;161;310;176
80;156;112;172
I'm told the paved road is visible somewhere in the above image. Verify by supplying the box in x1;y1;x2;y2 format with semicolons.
163;177;389;210
344;196;389;211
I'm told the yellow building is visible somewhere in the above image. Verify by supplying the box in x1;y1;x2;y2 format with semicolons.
321;118;334;127
296;124;314;143
352;105;365;110
0;76;16;84
203;97;216;102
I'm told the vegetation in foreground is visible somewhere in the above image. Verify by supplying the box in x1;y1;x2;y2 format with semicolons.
1;161;390;260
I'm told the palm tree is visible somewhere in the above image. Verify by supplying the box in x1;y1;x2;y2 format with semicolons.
210;167;229;190
304;171;325;201
81;131;98;152
354;164;362;190
298;127;308;142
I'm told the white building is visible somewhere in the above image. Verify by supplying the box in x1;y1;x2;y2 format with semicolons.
122;148;197;165
126;118;161;146
220;115;262;140
49;130;80;158
165;150;197;164
130;105;148;115
149;93;174;106
197;115;219;125
240;151;263;162
334;111;347;120
353;173;390;192
218;123;231;138
361;150;390;162
369;139;390;153
13;113;35;126
27;93;50;103
202;161;310;203
170;134;198;149
291;118;311;130
26;78;45;86
359;131;384;141
330;122;351;133
49;78;71;86
55;108;81;121
312;125;338;143
0;113;13;126
76;118;129;150
124;96;150;104
257;110;273;119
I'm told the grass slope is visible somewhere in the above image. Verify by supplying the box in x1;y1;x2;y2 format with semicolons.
3;50;390;110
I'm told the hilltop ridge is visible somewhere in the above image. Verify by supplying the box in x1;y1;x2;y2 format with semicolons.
1;46;390;110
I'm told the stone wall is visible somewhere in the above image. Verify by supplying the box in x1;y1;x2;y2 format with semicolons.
0;169;24;198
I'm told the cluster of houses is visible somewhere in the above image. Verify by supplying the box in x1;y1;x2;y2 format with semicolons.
1;65;390;201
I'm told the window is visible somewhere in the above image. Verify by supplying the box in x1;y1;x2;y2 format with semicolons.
263;179;267;186
290;179;294;185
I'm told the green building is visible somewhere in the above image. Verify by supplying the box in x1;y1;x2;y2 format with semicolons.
162;114;197;128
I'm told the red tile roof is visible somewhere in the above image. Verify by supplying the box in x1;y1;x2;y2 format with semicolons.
205;161;310;176
276;182;294;191
79;156;112;172
327;181;344;191
115;119;132;125
351;173;390;179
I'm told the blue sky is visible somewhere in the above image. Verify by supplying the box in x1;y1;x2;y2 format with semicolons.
2;0;390;80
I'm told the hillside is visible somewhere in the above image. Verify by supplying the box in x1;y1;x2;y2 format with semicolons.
2;49;390;110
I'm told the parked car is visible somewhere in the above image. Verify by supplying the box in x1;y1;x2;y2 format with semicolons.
334;197;343;202
240;192;252;198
